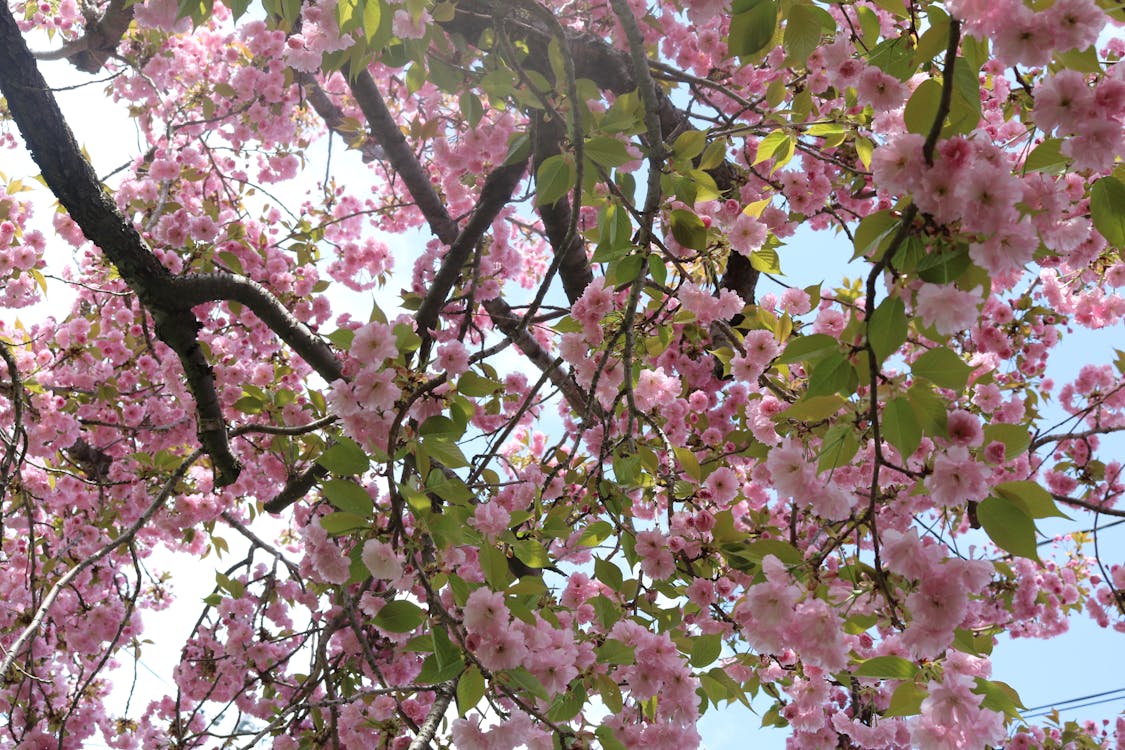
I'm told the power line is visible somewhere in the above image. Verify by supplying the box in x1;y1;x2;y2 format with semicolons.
1021;687;1125;719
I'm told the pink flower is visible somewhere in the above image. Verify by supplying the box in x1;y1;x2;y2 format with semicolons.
1034;70;1095;135
633;367;681;411
925;446;990;508
463;587;509;637
728;213;767;255
914;283;980;336
704;467;739;505
361;539;401;580
1047;0;1105;53
857;68;908;113
870;134;925;198
471;502;510;539
437;340;469;376
351;322;399;364
946;410;983;447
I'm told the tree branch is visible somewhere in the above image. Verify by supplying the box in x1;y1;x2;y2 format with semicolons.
294;71;386;163
31;0;133;73
173;272;343;383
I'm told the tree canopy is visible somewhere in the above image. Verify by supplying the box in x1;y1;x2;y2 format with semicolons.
0;0;1124;747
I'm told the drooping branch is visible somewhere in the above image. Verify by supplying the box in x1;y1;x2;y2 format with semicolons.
173;273;344;383
482;298;599;419
0;447;203;681
0;10;348;487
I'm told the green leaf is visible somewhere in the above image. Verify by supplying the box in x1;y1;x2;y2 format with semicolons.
741;538;803;566
806;352;857;398
673;447;702;481
672;130;708;161
776;333;839;365
456;666;486;715
867;35;915;80
457;370;501;397
547;686;587;723
882;397;921;460
906;383;948;435
419;415;462;439
479;546;515;589
749;247;782;274
459;91;483;128
535;154;575;206
321;479;373;515
780;393;846;421
227;0;251;21
585;136;633;168
753;130;789;165
916;246;971;284
977;496;1040;562
579;521;613;547
317;438;370;475
512;539;551;570
597;638;636;665
596;725;628;750
319;511;368;534
903;78;942;136
818;422;859;471
853;210;899;259
505;667;550;701
594;557;624;590
1055;45;1102;73
948;61;982;134
362;0;384;42
854;655;919;680
868;296;908;364
729;0;779;59
372;599;425;633
690;633;723;668
1024;138;1070;174
335;0;359;33
912;347;971;392
420;436;469;469
885;682;926;717
784;3;824;65
670;209;708;250
1091;176;1125;248
993;481;1070;520
973;678;1025;719
982;423;1030;460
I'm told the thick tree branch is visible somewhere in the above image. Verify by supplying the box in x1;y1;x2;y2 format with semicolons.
0;8;242;484
347;68;461;245
173;273;343;383
31;0;133;73
406;680;455;750
413;160;527;347
0;12;349;487
441;0;756;304
294;71;386;163
531;111;594;304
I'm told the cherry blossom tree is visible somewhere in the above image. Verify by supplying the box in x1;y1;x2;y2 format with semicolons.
0;0;1124;747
